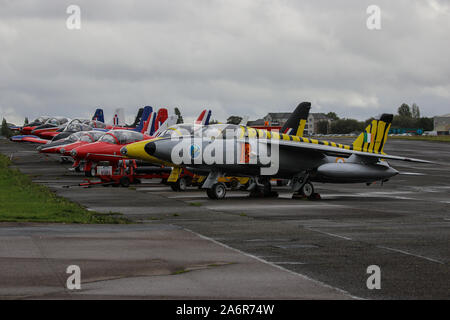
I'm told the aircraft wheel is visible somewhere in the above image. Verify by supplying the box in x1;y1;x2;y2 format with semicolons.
301;182;314;197
170;183;179;191
119;176;130;188
207;183;227;200
230;179;240;191
84;170;93;177
177;177;187;191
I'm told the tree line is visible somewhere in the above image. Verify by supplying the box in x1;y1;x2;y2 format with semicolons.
316;103;434;134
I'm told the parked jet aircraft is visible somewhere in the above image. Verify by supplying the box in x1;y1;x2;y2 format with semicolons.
121;103;432;199
69;107;171;176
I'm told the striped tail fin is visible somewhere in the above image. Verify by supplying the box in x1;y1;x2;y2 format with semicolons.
92;108;104;123
352;114;393;153
280;102;311;137
135;106;153;133
195;109;212;125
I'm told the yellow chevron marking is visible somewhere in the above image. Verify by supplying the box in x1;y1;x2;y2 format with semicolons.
292;136;300;142
282;133;290;140
248;127;257;138
257;129;266;139
310;139;319;144
272;131;280;140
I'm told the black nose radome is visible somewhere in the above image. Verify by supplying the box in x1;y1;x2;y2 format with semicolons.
144;142;156;155
120;147;127;156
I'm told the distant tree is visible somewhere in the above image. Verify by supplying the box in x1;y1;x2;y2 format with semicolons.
227;116;243;125
330;119;365;134
326;112;339;121
208;118;219;125
24;117;29;125
316;120;329;134
1;118;13;138
392;115;415;128
174;107;183;124
415;117;433;131
398;103;412;118
412;103;421;118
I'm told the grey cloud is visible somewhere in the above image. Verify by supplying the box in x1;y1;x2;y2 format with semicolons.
0;0;449;125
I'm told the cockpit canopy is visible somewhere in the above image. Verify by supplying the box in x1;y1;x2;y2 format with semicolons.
45;117;70;126
158;124;259;140
32;116;50;124
79;131;105;142
65;123;92;132
99;130;144;145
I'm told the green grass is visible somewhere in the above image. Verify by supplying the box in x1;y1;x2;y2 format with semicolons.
189;202;203;207
389;135;450;143
0;154;129;224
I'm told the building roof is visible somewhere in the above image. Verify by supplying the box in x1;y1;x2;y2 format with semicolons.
247;118;266;126
309;113;329;120
266;112;292;119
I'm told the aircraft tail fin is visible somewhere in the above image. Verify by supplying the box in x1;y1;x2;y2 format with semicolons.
92;108;105;123
154;114;178;137
110;108;125;126
131;108;145;128
353;113;393;153
281;102;311;137
153;108;168;134
195;109;212;125
135;106;153;133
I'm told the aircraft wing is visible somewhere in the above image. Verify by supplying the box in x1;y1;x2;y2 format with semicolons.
253;138;434;164
10;135;49;144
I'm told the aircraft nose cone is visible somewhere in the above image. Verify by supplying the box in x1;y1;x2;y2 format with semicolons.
120;146;128;156
60;148;65;154
71;149;77;157
144;142;156;156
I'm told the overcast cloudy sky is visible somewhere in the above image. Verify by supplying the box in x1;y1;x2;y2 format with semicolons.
0;0;449;124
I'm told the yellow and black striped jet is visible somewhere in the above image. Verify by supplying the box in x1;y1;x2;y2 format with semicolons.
121;109;432;199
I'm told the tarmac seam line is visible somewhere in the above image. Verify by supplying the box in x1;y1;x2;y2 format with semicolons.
183;227;362;300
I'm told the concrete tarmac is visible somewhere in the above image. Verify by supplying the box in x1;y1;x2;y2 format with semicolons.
0;138;448;299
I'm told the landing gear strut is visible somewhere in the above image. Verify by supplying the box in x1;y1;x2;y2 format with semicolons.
291;173;320;200
248;177;279;198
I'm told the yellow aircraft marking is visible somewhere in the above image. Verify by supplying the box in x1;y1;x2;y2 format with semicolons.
167;167;182;182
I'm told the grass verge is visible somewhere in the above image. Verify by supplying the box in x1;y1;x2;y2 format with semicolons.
0;154;129;223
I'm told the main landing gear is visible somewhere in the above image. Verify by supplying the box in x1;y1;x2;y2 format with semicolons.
206;182;227;200
248;177;279;198
291;172;321;200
